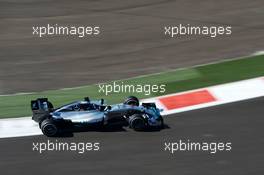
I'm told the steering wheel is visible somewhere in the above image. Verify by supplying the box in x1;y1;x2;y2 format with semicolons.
73;104;80;111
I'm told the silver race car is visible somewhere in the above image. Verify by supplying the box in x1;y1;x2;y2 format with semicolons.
31;96;164;137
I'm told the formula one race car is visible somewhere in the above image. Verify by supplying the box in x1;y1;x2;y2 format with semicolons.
31;96;164;137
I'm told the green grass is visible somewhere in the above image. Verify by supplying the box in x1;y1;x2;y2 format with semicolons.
1;54;264;118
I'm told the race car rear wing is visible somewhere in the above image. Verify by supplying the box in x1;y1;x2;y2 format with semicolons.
31;98;54;123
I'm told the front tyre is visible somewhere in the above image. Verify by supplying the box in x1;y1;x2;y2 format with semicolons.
40;119;59;137
159;117;164;129
129;114;146;131
124;96;139;106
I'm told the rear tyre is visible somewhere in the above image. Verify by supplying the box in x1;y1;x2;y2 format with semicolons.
40;119;59;137
129;114;146;131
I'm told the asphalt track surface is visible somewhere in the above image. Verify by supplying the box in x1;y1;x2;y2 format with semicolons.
0;0;264;94
0;97;264;175
1;1;264;175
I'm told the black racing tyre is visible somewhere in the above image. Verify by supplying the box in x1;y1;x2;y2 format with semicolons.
129;114;146;131
124;96;139;106
159;117;164;129
40;119;59;137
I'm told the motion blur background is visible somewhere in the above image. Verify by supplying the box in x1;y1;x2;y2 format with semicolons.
0;0;263;94
0;1;264;175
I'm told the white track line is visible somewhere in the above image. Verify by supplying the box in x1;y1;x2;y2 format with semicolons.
1;76;264;138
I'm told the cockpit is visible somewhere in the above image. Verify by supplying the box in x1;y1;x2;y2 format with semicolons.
54;100;105;113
